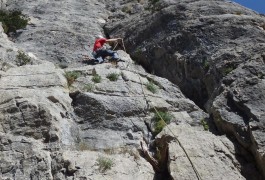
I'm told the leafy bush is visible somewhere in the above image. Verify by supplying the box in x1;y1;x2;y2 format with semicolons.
65;71;80;86
92;74;102;83
154;119;167;135
200;119;209;131
224;66;234;75
0;10;29;34
202;58;210;70
154;111;172;124
15;50;31;66
153;111;173;135
96;156;114;173
107;72;120;81
146;81;157;93
84;83;95;92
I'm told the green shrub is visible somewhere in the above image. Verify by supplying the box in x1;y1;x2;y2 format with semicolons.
224;66;234;75
154;111;172;124
65;71;80;86
84;83;95;92
96;156;114;173
0;10;29;34
107;72;120;81
146;81;157;93
15;50;31;66
200;119;209;131
153;111;173;135
154;119;167;135
202;58;210;70
92;74;102;83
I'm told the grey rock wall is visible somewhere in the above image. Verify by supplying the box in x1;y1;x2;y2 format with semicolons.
105;0;265;177
0;0;263;179
5;0;109;67
159;124;247;180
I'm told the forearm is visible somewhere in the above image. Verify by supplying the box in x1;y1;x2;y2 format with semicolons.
106;38;121;42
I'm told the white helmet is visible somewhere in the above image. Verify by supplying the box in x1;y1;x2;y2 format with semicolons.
95;35;104;39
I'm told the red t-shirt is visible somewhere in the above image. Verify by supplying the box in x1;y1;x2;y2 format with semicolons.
93;38;107;51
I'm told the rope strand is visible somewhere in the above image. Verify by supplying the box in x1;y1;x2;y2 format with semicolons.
137;70;202;180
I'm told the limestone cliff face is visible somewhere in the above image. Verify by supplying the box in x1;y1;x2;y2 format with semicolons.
0;0;263;179
106;0;265;178
4;0;108;66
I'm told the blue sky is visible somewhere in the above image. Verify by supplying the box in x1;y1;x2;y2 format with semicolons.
232;0;265;14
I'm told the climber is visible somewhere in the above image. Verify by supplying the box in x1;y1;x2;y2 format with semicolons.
92;35;122;63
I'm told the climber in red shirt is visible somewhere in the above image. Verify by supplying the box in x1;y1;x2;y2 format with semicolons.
92;35;121;63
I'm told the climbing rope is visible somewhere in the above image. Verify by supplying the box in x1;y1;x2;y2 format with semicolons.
112;38;126;52
82;37;202;179
117;55;203;180
121;39;126;52
138;74;202;180
135;60;203;180
112;42;119;51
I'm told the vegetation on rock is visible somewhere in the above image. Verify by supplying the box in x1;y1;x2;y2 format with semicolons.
0;10;29;34
15;50;31;66
146;81;157;93
65;71;80;86
153;111;172;135
83;83;95;92
92;74;102;83
200;118;209;131
107;72;120;81
96;156;114;173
